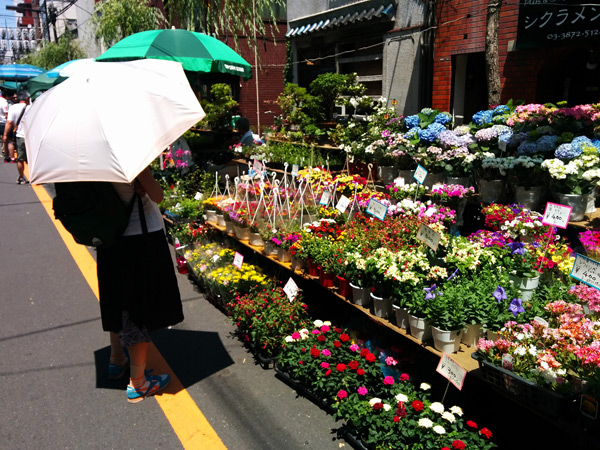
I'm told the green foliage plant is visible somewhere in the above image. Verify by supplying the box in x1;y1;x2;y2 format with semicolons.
200;83;239;131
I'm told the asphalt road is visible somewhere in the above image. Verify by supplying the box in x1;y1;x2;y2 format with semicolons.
0;161;343;450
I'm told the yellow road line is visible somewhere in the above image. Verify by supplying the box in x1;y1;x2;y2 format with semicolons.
29;171;226;450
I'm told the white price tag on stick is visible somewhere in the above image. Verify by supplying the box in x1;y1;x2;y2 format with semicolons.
414;164;428;185
336;195;350;213
283;277;299;302
571;253;600;290
319;190;331;206
232;251;244;269
436;353;467;390
542;202;572;229
416;223;441;251
366;198;388;221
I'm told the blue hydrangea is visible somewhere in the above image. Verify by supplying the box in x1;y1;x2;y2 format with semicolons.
492;105;509;116
472;110;493;126
434;112;452;125
517;141;538;156
404;115;420;129
405;126;420;140
420;108;434;115
498;132;513;146
418;123;446;142
571;136;593;155
535;135;558;153
592;139;600;149
555;143;580;159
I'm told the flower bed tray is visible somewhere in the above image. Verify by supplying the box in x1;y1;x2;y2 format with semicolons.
471;352;579;418
273;365;334;415
243;340;279;370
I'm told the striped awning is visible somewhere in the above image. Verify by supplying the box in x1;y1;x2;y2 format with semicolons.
286;2;395;38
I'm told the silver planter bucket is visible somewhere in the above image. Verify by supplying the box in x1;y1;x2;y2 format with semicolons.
477;179;505;204
557;193;587;222
514;185;544;212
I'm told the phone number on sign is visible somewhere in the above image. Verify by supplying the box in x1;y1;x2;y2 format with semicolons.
547;29;600;41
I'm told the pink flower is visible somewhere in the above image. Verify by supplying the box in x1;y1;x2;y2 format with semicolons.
312;329;320;334
349;344;360;352
383;376;394;385
385;356;398;366
337;390;348;399
320;362;330;369
357;386;368;396
321;325;330;332
321;349;331;356
291;332;301;340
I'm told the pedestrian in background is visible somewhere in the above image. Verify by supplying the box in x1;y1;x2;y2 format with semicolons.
0;90;9;163
3;91;30;184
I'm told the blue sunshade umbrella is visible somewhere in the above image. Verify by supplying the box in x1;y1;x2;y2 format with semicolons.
0;64;44;81
46;58;94;78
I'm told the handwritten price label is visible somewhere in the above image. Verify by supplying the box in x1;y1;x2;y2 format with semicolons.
436;353;466;390
291;164;299;177
283;277;299;302
413;164;428;185
232;251;244;269
366;198;388;221
253;159;263;174
571;254;600;290
416;223;441;251
319;190;331;206
336;195;350;213
542;202;572;229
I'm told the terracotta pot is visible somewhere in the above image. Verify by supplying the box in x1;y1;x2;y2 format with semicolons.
336;275;352;299
307;259;319;277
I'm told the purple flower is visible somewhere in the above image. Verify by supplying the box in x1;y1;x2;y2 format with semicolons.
507;242;526;255
424;284;438;300
447;268;459;281
509;298;525;317
493;286;507;302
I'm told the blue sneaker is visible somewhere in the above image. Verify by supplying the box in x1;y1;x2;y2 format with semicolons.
108;355;129;379
127;373;170;404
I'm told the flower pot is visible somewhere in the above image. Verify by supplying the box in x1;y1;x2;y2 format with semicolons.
585;193;596;214
249;232;263;247
378;165;397;185
432;327;463;354
371;292;393;319
234;224;250;241
408;314;432;341
395;169;415;186
477;179;505;204
291;255;306;272
349;282;371;307
461;323;484;347
393;305;410;330
336;275;352;299
206;210;218;224
216;213;226;227
509;274;540;301
557;193;586;221
514;185;544;212
225;220;235;235
423;171;445;189
319;270;335;288
307;259;319;277
486;330;499;341
445;175;471;188
263;240;278;256
277;247;291;263
442;198;467;227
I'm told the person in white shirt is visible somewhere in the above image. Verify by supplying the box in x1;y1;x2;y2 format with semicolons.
3;91;30;184
0;90;10;162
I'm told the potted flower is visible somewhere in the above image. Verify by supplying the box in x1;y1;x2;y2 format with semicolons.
501;242;542;299
579;230;600;261
387;182;427;203
472;153;512;204
345;252;370;306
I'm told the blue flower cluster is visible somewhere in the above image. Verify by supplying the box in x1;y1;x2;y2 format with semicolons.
434;112;452;125
571;136;595;155
492;105;510;116
472;110;493;126
517;141;538;156
555;143;578;159
405;127;419;140
535;135;558;153
404;115;420;129
418;123;446;142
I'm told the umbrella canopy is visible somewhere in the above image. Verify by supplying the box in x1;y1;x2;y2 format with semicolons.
46;58;95;78
25;72;65;96
0;64;44;81
23;59;206;184
96;29;252;80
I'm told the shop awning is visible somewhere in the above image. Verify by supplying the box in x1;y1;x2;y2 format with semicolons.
286;1;395;38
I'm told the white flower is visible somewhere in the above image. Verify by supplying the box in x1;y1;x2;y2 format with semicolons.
528;345;538;356
514;346;526;356
433;425;446;434
420;383;431;391
417;418;434;428
369;398;382;406
285;336;294;342
313;320;323;327
383;403;392;411
449;405;463;416
430;402;445;414
395;393;409;403
441;412;456;423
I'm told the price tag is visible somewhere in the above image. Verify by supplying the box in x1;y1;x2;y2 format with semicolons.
194;192;203;200
232;251;244;269
253;159;263;174
542;202;572;229
283;277;299;302
413;164;428;185
366;198;388;221
436;353;466;390
570;253;600;290
498;140;507;152
533;316;549;327
292;164;299;177
502;353;514;371
319;190;331;206
212;254;220;263
336;195;350;213
416;223;441;251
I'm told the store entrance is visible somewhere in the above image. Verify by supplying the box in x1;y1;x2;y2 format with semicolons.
451;52;488;125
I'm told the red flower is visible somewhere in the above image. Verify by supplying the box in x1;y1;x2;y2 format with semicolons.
393;416;400;423
372;402;383;410
452;440;466;450
442;448;451;450
310;348;320;358
411;400;424;411
334;340;342;348
360;348;369;357
348;360;359;370
399;373;410;382
466;420;478;429
336;363;347;372
340;333;350;342
325;369;331;376
356;368;365;376
480;427;492;439
298;361;304;365
317;334;326;342
365;353;376;363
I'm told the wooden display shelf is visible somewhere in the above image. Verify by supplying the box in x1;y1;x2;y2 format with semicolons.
568;208;600;229
205;220;479;372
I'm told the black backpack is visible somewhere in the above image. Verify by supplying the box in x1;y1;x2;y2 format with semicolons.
52;182;136;248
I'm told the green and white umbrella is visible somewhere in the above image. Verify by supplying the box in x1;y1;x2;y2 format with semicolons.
96;29;252;80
